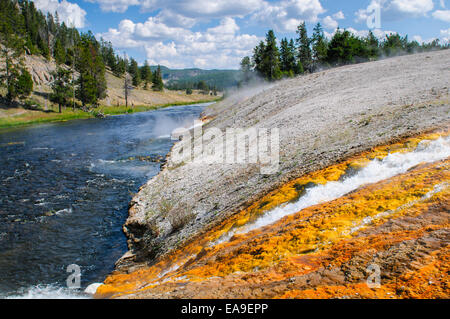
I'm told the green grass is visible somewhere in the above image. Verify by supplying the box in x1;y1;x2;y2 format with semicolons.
0;97;222;129
100;97;222;115
0;109;93;129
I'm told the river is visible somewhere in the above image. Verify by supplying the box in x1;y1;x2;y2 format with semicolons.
0;103;207;298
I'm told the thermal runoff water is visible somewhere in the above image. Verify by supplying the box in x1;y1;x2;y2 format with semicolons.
217;135;450;243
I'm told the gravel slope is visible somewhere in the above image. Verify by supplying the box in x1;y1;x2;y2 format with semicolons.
118;50;450;271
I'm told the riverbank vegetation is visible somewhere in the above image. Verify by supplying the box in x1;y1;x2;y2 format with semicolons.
240;23;449;83
0;97;221;129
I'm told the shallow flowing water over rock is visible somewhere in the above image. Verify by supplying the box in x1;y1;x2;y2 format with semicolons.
215;135;450;243
0;104;207;298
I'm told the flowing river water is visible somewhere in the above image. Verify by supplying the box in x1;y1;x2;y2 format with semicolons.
0;103;207;298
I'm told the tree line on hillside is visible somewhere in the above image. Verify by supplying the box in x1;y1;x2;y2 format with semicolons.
165;70;239;92
240;22;449;84
0;0;164;112
123;56;164;91
167;80;218;95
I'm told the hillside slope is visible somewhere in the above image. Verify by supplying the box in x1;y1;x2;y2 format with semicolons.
0;54;219;127
97;50;449;299
22;54;218;107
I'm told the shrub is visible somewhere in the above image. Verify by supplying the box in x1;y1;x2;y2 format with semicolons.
160;201;196;233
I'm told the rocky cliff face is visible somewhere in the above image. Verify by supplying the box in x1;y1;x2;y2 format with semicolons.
24;54;57;87
116;50;450;275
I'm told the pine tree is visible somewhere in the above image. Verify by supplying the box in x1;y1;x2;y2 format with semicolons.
289;39;304;75
240;56;253;84
50;66;73;113
128;58;141;87
365;31;380;59
252;41;266;77
382;33;407;57
93;52;107;102
280;38;296;77
0;26;27;101
37;34;50;59
311;23;328;69
152;65;164;91
113;56;126;77
296;22;312;73
326;29;368;65
100;39;116;70
53;38;65;64
140;60;152;90
74;33;106;107
197;80;208;92
76;72;97;107
16;68;33;99
261;30;281;81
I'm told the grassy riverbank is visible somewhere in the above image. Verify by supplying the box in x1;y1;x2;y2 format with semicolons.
0;97;221;129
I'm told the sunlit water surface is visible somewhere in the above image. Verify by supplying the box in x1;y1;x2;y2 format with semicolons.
0;104;207;298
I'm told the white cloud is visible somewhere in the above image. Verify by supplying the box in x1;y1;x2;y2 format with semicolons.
86;0;263;18
413;35;439;44
371;28;396;38
413;35;423;43
332;11;345;20
146;42;178;59
206;17;240;35
345;27;372;38
98;17;261;69
441;28;450;37
86;0;326;32
33;0;87;28
355;0;434;23
441;28;450;43
323;16;338;29
151;0;263;18
432;10;450;22
390;0;434;15
84;0;140;13
251;0;325;32
155;10;197;28
134;18;191;40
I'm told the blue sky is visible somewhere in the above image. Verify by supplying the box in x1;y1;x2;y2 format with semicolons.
33;0;450;69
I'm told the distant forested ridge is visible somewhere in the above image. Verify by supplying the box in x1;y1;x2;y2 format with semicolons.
241;22;449;84
158;66;239;91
